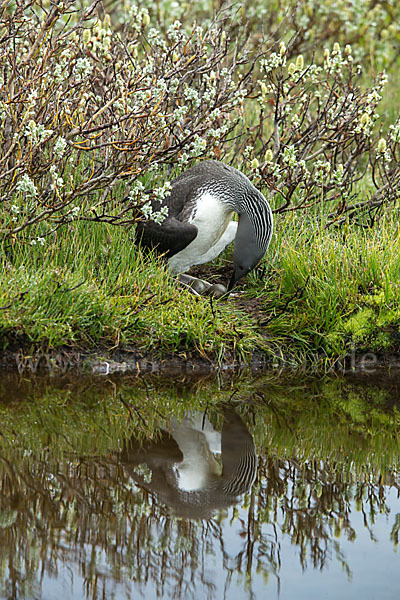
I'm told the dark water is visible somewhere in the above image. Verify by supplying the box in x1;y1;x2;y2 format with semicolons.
0;372;399;599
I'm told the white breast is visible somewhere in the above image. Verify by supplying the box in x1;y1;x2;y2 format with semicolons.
168;192;234;274
170;413;221;492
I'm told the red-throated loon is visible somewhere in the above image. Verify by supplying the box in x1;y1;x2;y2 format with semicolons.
136;160;273;294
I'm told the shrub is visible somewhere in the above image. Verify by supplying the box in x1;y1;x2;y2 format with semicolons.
249;44;400;224
1;1;255;243
1;1;399;250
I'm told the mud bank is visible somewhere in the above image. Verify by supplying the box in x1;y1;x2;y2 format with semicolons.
2;342;400;376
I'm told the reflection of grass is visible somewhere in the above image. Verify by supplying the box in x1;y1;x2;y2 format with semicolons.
0;373;399;597
0;373;399;471
251;376;400;469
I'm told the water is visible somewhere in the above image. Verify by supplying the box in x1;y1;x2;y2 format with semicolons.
0;372;399;599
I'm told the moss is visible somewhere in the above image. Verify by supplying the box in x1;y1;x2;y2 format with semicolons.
343;309;375;344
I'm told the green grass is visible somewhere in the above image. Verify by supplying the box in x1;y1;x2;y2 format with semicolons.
0;220;262;362
245;210;400;363
2;206;400;369
3;61;400;370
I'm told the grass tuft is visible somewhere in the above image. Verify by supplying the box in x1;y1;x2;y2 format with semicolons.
0;221;262;362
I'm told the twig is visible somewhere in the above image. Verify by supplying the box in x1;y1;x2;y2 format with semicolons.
0;290;29;311
259;276;310;326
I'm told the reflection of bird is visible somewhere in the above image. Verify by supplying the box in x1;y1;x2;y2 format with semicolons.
135;160;273;293
120;408;257;519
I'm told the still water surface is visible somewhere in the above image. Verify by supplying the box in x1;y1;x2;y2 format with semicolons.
0;371;399;599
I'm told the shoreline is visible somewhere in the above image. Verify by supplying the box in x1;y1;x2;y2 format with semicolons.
2;343;400;377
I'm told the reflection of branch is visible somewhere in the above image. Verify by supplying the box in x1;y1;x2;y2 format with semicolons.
0;392;399;599
118;394;147;427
